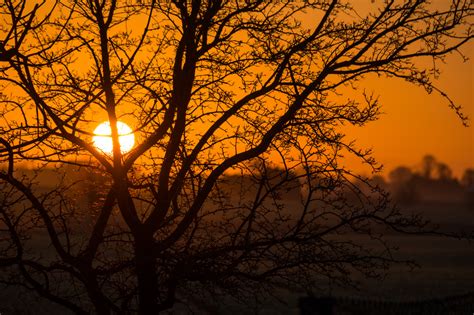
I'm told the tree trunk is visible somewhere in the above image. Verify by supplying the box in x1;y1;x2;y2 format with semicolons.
86;284;111;315
134;232;159;315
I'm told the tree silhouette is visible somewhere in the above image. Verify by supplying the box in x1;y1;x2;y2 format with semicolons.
0;1;472;313
389;166;414;186
420;155;437;179
388;166;417;204
418;155;455;181
436;162;453;181
461;169;474;208
461;169;474;188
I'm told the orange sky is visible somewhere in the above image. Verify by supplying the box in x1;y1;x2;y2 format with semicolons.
293;2;473;179
2;1;472;179
342;42;473;178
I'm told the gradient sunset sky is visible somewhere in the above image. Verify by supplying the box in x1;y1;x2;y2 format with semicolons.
4;1;473;179
342;41;472;178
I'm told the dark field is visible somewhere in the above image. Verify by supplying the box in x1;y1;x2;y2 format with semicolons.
1;199;473;314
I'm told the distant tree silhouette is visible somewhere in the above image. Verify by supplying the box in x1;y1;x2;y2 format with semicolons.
388;157;469;204
0;1;472;314
389;166;414;185
418;155;457;181
388;166;418;204
462;169;474;208
420;155;437;179
461;169;474;188
436;162;453;181
370;175;387;188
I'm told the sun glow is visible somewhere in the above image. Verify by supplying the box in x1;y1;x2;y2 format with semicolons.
93;121;135;155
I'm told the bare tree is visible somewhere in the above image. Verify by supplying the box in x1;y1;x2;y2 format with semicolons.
0;0;472;313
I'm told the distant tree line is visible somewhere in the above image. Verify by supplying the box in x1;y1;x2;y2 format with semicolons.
379;155;474;206
4;155;473;209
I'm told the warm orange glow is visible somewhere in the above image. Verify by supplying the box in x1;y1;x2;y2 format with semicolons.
93;121;135;155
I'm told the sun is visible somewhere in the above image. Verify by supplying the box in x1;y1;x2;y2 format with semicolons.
93;121;135;155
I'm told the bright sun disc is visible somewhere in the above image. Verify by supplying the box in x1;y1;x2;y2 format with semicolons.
93;121;135;155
